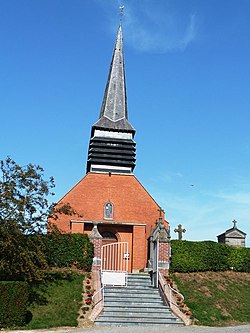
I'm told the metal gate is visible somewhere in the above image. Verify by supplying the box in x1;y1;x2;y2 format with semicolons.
101;242;128;286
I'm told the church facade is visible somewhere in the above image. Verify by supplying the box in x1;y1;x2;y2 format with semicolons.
52;25;170;273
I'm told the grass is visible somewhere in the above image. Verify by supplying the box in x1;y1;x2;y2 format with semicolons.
173;271;250;326
15;270;250;329
25;270;84;329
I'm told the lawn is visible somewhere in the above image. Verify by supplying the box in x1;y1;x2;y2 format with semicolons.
173;271;250;326
25;270;84;329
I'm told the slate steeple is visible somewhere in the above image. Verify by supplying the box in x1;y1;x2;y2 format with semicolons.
87;24;136;174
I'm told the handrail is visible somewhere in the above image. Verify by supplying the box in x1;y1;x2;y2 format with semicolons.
168;283;185;306
92;286;104;306
158;272;184;309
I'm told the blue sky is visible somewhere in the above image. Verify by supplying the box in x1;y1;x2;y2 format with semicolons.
1;0;249;246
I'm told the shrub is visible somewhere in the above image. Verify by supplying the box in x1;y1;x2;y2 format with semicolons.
40;233;94;271
170;240;241;273
0;281;30;328
228;246;250;272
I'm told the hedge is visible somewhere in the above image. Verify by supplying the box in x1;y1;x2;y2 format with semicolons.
170;240;250;273
40;233;94;271
0;281;29;328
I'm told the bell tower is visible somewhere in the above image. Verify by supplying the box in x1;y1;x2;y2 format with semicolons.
86;25;136;174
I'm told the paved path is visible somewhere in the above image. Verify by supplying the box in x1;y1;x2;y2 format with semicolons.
3;325;250;333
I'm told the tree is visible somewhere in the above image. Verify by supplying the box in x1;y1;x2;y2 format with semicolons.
0;157;55;234
0;157;75;281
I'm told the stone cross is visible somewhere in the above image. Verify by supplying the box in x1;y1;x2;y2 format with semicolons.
174;224;186;240
232;219;237;228
158;207;165;218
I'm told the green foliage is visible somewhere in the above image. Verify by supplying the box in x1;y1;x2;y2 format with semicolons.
0;281;30;328
0;157;81;281
0;157;55;233
170;240;250;273
228;246;250;272
0;234;47;281
26;271;84;329
0;157;54;281
41;233;94;271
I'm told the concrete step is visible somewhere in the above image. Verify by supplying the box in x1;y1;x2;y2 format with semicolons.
127;279;151;285
100;311;173;318
104;292;161;298
127;274;151;283
104;287;158;293
104;300;163;308
95;317;183;326
103;306;172;313
97;315;179;321
127;273;150;278
95;273;183;327
95;320;183;327
127;276;151;280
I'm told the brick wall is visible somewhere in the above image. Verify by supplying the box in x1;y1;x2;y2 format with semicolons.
51;172;169;271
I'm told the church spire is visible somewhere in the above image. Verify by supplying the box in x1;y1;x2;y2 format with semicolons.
99;24;128;122
93;24;134;132
86;24;136;174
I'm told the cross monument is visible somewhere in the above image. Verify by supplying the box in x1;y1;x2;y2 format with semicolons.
174;224;186;240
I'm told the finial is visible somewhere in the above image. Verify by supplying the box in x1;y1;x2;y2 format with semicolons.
158;207;165;218
232;219;237;228
119;5;125;23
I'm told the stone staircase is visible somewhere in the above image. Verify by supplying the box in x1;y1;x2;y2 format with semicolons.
95;273;184;326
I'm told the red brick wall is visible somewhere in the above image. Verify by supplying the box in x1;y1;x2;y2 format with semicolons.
51;173;169;271
90;238;103;260
71;222;83;233
159;242;170;263
132;225;147;272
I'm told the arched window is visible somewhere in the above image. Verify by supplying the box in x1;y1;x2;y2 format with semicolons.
104;202;113;219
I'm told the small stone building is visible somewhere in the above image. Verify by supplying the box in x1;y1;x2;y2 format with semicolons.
217;220;247;247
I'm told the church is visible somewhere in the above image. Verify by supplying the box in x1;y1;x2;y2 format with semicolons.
52;24;170;274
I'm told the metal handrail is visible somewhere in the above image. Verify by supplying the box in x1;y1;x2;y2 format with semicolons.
92;286;104;306
158;272;184;309
168;283;185;306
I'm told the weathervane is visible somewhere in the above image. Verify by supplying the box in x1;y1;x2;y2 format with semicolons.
119;5;125;22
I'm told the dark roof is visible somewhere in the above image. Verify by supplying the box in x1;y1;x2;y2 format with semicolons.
217;227;247;238
225;227;246;236
95;24;135;133
93;116;135;133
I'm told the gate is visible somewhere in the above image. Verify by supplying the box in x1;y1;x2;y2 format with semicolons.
101;242;128;286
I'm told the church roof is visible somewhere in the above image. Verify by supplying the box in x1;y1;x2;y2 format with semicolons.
217;220;247;238
93;24;135;133
223;227;246;237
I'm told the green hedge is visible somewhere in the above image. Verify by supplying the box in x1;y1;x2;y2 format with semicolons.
228;246;250;272
170;240;250;273
0;281;29;328
41;233;94;271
